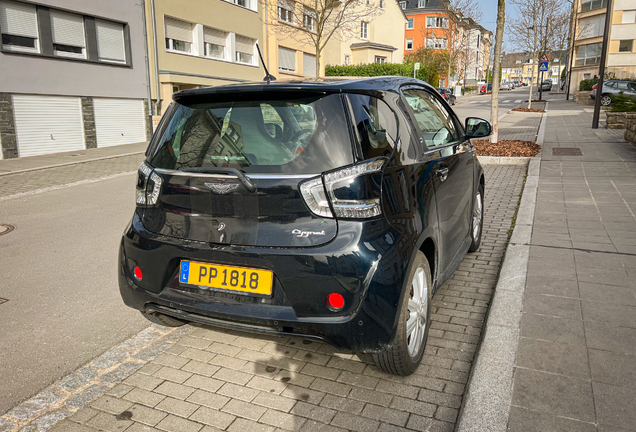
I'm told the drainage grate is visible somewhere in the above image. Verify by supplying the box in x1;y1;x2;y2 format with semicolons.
0;224;15;236
553;147;583;156
0;298;8;305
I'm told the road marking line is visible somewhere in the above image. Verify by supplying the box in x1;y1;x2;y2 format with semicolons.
0;171;136;202
502;100;510;103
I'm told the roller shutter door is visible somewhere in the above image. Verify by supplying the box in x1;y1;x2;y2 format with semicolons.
94;98;146;147
13;95;85;157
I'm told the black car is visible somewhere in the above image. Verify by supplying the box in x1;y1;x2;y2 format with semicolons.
119;77;490;375
435;87;456;105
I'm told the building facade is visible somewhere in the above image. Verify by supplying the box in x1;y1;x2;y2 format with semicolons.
460;20;491;85
322;0;406;68
569;0;636;93
0;0;150;159
144;0;264;116
502;52;567;85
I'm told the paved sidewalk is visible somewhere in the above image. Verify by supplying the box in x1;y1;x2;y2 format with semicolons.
1;165;525;432
507;97;636;431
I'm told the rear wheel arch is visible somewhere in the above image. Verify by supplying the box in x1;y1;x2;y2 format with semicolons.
419;237;436;287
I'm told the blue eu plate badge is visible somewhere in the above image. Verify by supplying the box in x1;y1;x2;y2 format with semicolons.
180;261;190;283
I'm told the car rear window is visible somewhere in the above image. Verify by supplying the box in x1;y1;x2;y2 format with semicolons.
148;94;354;174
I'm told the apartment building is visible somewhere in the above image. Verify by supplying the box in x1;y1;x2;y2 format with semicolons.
503;52;567;85
569;0;636;92
461;19;491;85
145;0;263;115
0;0;149;159
322;0;406;68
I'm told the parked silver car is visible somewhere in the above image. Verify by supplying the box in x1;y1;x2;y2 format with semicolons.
591;80;636;106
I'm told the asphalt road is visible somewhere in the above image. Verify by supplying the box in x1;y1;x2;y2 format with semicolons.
452;86;538;121
0;173;149;415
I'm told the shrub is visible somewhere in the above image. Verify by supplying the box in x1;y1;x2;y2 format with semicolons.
579;78;598;91
325;63;431;84
610;91;636;113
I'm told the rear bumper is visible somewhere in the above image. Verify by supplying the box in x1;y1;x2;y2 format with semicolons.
118;213;417;352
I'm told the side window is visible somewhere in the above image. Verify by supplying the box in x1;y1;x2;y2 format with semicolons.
402;88;458;148
347;94;397;159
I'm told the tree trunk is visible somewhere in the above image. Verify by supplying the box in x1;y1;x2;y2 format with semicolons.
528;60;535;109
489;0;506;144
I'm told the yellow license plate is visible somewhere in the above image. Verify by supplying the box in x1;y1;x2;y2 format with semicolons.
179;260;273;296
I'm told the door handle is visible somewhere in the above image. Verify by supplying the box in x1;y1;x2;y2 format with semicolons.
436;168;449;182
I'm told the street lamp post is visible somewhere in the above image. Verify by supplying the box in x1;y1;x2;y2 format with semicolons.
592;0;614;129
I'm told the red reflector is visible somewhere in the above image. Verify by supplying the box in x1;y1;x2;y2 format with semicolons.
326;293;345;311
134;266;143;280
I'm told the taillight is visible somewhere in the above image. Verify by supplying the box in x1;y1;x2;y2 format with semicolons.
136;161;163;207
593;84;597;90
300;158;386;220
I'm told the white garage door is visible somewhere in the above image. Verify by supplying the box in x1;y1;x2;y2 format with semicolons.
94;98;146;147
13;95;85;157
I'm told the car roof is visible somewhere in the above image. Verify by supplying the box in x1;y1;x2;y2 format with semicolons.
173;77;434;104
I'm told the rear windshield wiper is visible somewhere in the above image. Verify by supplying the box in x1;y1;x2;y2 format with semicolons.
181;166;256;193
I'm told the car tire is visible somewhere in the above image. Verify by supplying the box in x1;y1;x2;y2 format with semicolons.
373;252;432;376
140;311;188;327
601;95;612;106
468;184;484;253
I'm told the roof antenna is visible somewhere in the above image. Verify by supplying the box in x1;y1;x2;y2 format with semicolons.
256;43;276;83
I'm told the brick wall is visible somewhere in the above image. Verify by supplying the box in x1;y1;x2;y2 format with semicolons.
0;93;18;159
81;97;97;149
625;113;636;145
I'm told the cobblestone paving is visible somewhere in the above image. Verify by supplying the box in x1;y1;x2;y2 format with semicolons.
4;165;526;432
0;154;144;198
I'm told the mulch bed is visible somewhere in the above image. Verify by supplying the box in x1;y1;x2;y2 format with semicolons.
473;139;541;157
512;108;546;113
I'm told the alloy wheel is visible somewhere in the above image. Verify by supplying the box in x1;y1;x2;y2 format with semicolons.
601;95;612;106
473;191;483;241
406;267;428;358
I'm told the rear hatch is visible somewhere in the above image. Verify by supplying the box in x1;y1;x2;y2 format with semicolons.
139;92;356;248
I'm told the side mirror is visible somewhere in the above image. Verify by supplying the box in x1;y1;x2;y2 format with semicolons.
465;117;492;139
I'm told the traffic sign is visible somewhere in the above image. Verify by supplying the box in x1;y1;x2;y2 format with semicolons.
540;61;549;72
414;62;421;71
541;53;549;62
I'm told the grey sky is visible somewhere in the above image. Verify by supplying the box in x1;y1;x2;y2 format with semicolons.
474;0;520;49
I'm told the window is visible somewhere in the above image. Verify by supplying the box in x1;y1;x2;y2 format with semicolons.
95;19;126;63
231;0;251;8
51;10;86;58
366;0;370;5
426;16;448;28
235;35;254;64
204;27;226;60
576;42;601;66
374;56;386;63
426;37;447;49
303;7;315;31
579;14;605;39
379;0;384;8
278;0;294;23
623;11;636;24
418;0;425;7
406;38;413;50
303;52;316;77
344;54;350;65
407;18;414;29
347;94;397;158
619;39;633;53
278;46;295;71
400;1;406;9
0;0;39;52
581;0;606;12
403;88;458;148
165;17;193;53
360;21;369;39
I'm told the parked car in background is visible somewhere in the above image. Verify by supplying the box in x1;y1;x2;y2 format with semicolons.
118;77;492;376
591;80;636;106
501;82;513;91
480;83;492;94
436;87;456;105
540;80;552;92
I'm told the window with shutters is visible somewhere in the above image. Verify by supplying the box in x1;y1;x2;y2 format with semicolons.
0;0;39;52
235;34;254;64
303;53;316;77
51;10;86;58
204;26;226;60
361;22;368;39
165;16;193;53
278;46;295;72
303;7;315;31
95;19;126;63
406;38;413;50
278;0;294;24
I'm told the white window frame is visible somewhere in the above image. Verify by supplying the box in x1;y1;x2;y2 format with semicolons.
426;37;447;49
165;37;192;54
303;7;315;31
164;17;193;55
344;54;350;65
407;18;414;29
278;46;296;72
622;10;636;24
379;0;384;8
374;55;386;63
235;35;255;65
400;1;406;9
51;10;87;59
361;21;368;39
619;39;633;53
406;38;413;50
418;0;425;8
223;0;257;12
95;19;126;64
278;0;295;24
0;1;40;53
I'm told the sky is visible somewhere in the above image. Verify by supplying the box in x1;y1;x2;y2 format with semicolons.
474;0;520;50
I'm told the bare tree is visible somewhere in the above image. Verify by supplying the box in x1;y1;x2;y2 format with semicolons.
489;0;505;143
417;16;462;87
263;0;382;77
508;0;565;108
449;0;483;23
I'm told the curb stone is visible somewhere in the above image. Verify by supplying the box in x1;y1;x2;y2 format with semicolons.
455;107;547;432
0;324;194;432
477;156;531;166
